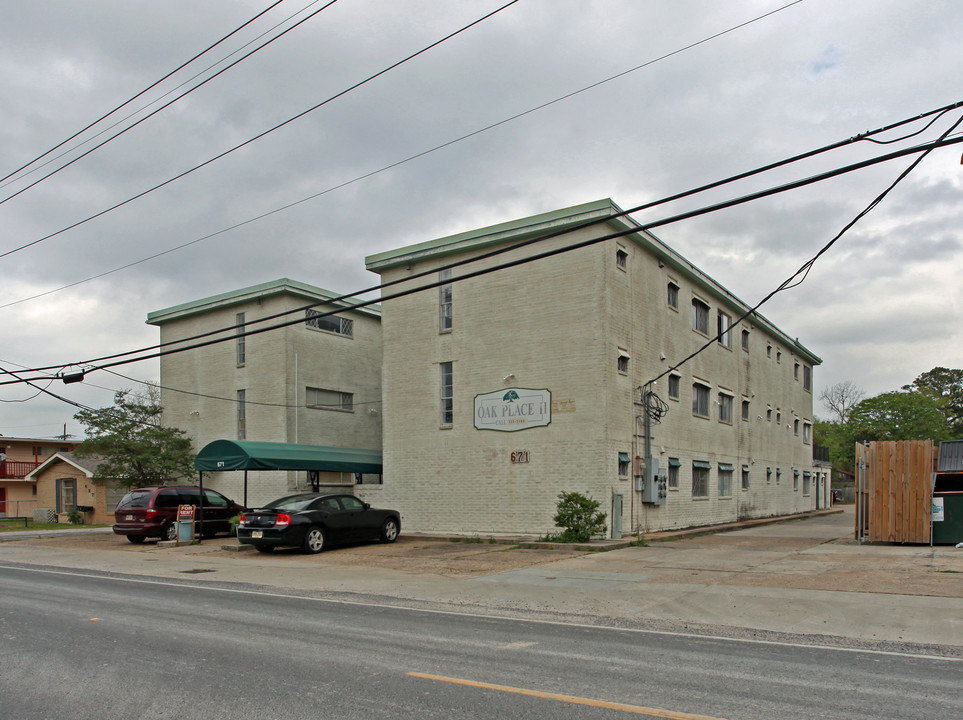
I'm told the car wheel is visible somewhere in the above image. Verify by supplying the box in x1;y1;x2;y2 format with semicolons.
302;526;325;554
254;544;274;554
380;518;399;543
126;536;146;544
161;523;178;542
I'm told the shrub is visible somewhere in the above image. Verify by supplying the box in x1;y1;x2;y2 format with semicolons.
551;491;607;542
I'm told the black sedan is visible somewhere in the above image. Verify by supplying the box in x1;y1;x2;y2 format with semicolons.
236;493;400;554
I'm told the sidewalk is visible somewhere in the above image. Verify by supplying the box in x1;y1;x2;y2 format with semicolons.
1;507;960;651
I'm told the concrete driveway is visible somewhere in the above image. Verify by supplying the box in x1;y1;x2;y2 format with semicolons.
1;506;960;651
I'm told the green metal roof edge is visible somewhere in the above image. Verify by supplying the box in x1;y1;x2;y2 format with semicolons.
147;278;381;326
365;199;820;365
364;199;617;271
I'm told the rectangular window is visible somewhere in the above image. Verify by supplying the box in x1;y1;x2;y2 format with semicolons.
616;248;628;269
793;469;800;491
691;299;709;335
717;311;732;348
803;365;812;391
439;268;452;332
668;375;680;400
618;453;630;476
236;312;246;367
305;309;353;337
794;418;800;435
692;383;710;417
57;478;76;513
306;387;354;411
617;350;629;374
237;390;246;440
718;465;733;497
803;471;812;495
692;462;710;498
766;467;772;484
741;399;750;421
440;361;453;426
741;329;749;351
803;422;812;444
718;393;733;424
668;458;680;489
667;282;679;309
794;362;800;380
741;465;750;490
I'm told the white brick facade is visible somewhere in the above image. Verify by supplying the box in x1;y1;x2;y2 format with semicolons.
148;279;382;508
363;200;824;536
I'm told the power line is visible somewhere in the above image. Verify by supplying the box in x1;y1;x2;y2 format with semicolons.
3;123;960;388
644;111;963;391
0;1;340;207
0;0;812;310
0;1;520;261
0;1;331;194
102;368;382;410
0;0;289;188
10;111;961;374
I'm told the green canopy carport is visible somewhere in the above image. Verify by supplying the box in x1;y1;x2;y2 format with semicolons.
194;439;383;474
192;441;383;528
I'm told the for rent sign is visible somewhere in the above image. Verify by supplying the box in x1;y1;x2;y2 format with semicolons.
474;388;551;432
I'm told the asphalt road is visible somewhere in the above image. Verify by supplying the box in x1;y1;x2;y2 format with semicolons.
1;564;959;720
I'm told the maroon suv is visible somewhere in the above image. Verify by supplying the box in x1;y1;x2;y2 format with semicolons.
112;486;243;543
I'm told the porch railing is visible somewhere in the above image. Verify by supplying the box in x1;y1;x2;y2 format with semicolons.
0;461;41;479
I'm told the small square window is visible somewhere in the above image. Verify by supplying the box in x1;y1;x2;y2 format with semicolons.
617;355;629;373
616;248;628;269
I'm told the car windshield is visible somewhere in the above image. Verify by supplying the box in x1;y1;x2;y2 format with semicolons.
116;491;152;509
262;495;318;512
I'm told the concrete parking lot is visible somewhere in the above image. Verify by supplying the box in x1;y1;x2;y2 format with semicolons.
2;506;961;651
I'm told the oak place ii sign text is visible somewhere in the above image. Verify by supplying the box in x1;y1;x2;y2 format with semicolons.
474;388;551;432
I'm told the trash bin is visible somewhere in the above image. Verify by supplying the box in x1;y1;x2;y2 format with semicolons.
932;492;963;545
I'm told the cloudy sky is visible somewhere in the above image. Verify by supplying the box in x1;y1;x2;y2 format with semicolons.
1;0;961;439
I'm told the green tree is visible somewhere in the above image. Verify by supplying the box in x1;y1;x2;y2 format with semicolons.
551;491;607;542
74;387;195;489
848;390;951;444
903;367;963;436
814;419;856;472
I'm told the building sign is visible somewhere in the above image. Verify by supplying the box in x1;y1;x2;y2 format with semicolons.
474;388;551;432
932;497;944;523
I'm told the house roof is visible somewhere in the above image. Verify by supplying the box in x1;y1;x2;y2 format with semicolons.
146;278;381;326
364;199;821;366
24;452;106;480
194;440;383;474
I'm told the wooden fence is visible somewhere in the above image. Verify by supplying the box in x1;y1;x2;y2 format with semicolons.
855;440;935;543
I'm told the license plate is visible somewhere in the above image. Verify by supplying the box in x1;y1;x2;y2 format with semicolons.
126;515;134;521
251;530;263;539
